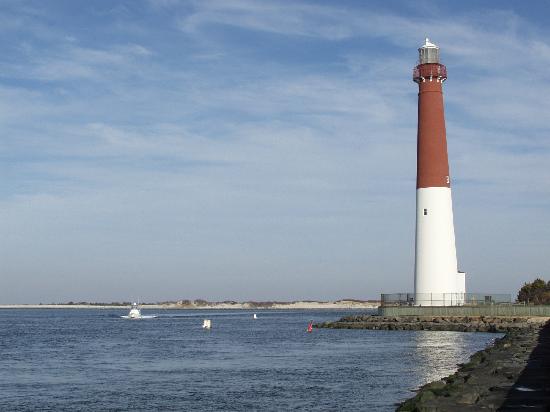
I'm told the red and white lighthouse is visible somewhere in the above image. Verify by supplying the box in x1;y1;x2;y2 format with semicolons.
413;39;465;306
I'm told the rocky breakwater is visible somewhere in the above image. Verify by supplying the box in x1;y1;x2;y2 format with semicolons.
315;314;545;333
398;319;550;411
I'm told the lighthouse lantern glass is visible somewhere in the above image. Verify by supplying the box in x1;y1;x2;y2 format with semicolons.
419;46;439;64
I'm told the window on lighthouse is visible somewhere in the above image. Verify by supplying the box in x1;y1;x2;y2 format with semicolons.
423;209;428;216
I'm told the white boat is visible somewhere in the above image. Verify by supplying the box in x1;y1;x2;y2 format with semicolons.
128;302;141;318
202;319;212;329
253;313;257;319
120;303;156;319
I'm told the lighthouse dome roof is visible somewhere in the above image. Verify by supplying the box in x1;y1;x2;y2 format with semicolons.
421;38;439;49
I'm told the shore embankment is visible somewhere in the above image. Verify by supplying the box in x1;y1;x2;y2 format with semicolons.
316;314;546;333
317;315;550;411
398;320;550;411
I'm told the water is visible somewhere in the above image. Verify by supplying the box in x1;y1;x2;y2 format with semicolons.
0;309;500;411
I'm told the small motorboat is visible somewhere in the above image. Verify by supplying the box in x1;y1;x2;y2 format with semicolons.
253;313;258;319
203;319;212;329
128;302;141;319
120;303;156;319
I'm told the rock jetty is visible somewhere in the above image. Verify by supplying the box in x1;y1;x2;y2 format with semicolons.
316;314;545;333
316;315;550;411
398;320;550;411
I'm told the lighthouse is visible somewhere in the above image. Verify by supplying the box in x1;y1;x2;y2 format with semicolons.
413;38;465;306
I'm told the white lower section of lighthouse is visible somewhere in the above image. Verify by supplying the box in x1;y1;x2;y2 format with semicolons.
414;187;465;306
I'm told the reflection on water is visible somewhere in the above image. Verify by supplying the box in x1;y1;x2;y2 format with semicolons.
409;331;500;387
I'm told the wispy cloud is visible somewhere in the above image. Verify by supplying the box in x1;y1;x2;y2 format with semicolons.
4;42;152;82
179;0;359;40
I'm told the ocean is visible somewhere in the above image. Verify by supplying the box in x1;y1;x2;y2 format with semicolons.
0;309;499;411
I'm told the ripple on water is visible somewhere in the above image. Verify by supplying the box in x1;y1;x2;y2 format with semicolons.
0;309;500;411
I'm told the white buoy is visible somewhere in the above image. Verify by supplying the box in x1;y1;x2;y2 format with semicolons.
202;319;211;329
253;313;257;319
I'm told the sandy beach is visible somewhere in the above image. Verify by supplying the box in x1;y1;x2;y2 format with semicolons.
0;300;380;310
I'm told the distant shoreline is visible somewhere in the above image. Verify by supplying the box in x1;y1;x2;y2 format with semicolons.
0;300;380;310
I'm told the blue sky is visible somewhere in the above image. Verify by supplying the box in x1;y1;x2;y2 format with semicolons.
1;0;549;303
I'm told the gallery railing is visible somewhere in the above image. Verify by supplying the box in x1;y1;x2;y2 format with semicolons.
380;293;512;307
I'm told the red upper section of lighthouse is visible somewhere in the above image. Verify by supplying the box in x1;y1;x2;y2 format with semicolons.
414;40;451;189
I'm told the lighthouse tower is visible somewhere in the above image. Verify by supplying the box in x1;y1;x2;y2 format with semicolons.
413;39;465;306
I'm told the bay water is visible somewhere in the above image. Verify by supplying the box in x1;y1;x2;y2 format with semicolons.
0;309;499;411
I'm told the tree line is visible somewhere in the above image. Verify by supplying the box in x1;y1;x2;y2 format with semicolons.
517;278;550;305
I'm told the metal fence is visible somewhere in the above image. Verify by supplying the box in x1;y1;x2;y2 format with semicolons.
380;293;512;307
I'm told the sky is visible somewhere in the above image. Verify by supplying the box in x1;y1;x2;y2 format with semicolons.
1;0;549;303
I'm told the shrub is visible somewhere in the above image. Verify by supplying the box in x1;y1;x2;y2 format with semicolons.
517;278;550;304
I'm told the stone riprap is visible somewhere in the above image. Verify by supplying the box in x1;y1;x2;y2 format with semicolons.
397;321;550;411
315;315;546;333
